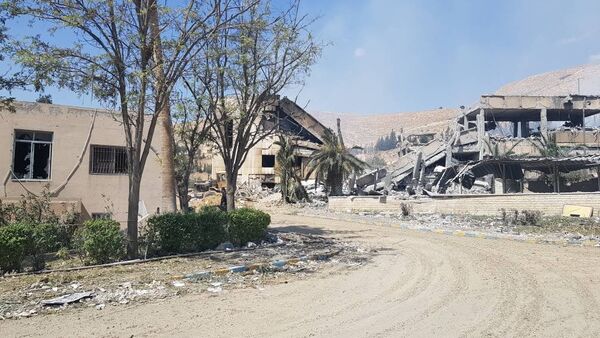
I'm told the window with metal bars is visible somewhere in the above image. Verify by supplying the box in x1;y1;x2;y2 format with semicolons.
89;145;128;174
12;130;53;180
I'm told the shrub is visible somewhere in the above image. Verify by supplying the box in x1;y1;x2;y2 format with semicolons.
227;208;270;246
28;222;63;270
0;223;29;273
75;219;125;265
521;210;542;226
0;222;65;272
400;203;412;217
146;207;228;254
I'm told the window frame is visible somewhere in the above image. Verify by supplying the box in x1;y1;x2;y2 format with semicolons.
11;129;54;181
89;144;129;175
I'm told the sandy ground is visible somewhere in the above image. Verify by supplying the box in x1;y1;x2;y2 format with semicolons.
2;212;600;337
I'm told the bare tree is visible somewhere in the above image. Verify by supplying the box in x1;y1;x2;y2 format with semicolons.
7;0;231;257
199;0;321;210
172;78;212;211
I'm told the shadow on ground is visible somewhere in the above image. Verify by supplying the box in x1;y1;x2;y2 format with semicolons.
272;224;370;237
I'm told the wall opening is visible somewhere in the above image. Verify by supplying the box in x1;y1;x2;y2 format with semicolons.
261;154;275;168
12;130;53;180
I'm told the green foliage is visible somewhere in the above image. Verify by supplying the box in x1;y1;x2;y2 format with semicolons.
146;207;229;254
0;222;64;273
374;130;398;151
0;190;59;226
529;134;566;157
75;219;125;265
274;135;309;203
0;223;28;273
307;129;368;196
227;208;270;246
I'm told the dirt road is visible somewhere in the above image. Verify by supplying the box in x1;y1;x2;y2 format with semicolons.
3;213;600;337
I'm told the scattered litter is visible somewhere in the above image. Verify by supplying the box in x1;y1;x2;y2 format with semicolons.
42;292;94;306
216;242;234;251
172;281;185;288
207;286;222;293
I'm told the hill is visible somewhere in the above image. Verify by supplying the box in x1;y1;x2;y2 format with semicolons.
496;63;600;96
310;108;458;147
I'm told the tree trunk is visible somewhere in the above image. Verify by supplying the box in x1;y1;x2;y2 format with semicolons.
149;2;177;213
127;173;141;259
177;171;190;212
159;107;177;213
226;173;236;211
281;172;288;203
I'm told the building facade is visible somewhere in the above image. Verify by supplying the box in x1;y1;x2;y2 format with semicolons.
0;101;164;226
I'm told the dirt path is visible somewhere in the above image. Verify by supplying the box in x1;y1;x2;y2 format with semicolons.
3;213;600;337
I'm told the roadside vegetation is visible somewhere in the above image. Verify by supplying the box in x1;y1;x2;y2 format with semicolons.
0;193;271;274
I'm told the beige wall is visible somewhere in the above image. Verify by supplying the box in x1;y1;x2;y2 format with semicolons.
210;137;317;184
329;193;600;217
0;102;163;226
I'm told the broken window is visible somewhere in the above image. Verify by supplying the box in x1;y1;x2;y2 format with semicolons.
12;130;53;180
262;155;275;168
90;145;128;174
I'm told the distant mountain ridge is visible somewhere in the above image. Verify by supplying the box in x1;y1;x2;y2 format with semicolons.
310;108;457;147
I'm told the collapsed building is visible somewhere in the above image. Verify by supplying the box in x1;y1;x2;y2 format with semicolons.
346;95;600;216
209;97;328;188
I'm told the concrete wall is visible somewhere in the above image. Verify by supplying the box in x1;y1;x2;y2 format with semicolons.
329;192;600;217
0;101;163;226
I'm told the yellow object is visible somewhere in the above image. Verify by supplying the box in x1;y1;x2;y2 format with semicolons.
562;205;593;218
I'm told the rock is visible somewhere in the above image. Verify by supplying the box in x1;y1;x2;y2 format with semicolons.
216;242;234;251
96;303;105;310
207;286;222;293
171;281;185;288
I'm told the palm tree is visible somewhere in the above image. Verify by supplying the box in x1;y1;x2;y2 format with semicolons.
530;134;566;157
274;135;309;203
306;120;367;196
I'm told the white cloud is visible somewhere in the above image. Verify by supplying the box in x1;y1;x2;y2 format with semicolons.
353;47;366;58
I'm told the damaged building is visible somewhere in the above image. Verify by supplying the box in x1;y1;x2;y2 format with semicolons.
1;101;164;225
210;97;328;188
345;95;600;216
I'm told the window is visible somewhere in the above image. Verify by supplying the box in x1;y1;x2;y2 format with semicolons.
261;155;275;168
91;213;112;220
90;145;128;174
12;130;53;180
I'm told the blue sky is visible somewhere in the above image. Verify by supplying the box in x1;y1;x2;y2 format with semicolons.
7;0;600;115
287;0;600;114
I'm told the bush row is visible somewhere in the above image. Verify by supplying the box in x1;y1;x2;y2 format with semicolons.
0;207;270;274
0;219;124;273
146;207;271;255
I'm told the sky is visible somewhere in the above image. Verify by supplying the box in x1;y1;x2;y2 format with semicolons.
287;0;600;114
6;0;600;115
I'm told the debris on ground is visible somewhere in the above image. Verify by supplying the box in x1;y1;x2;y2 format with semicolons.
41;292;94;306
0;231;371;320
